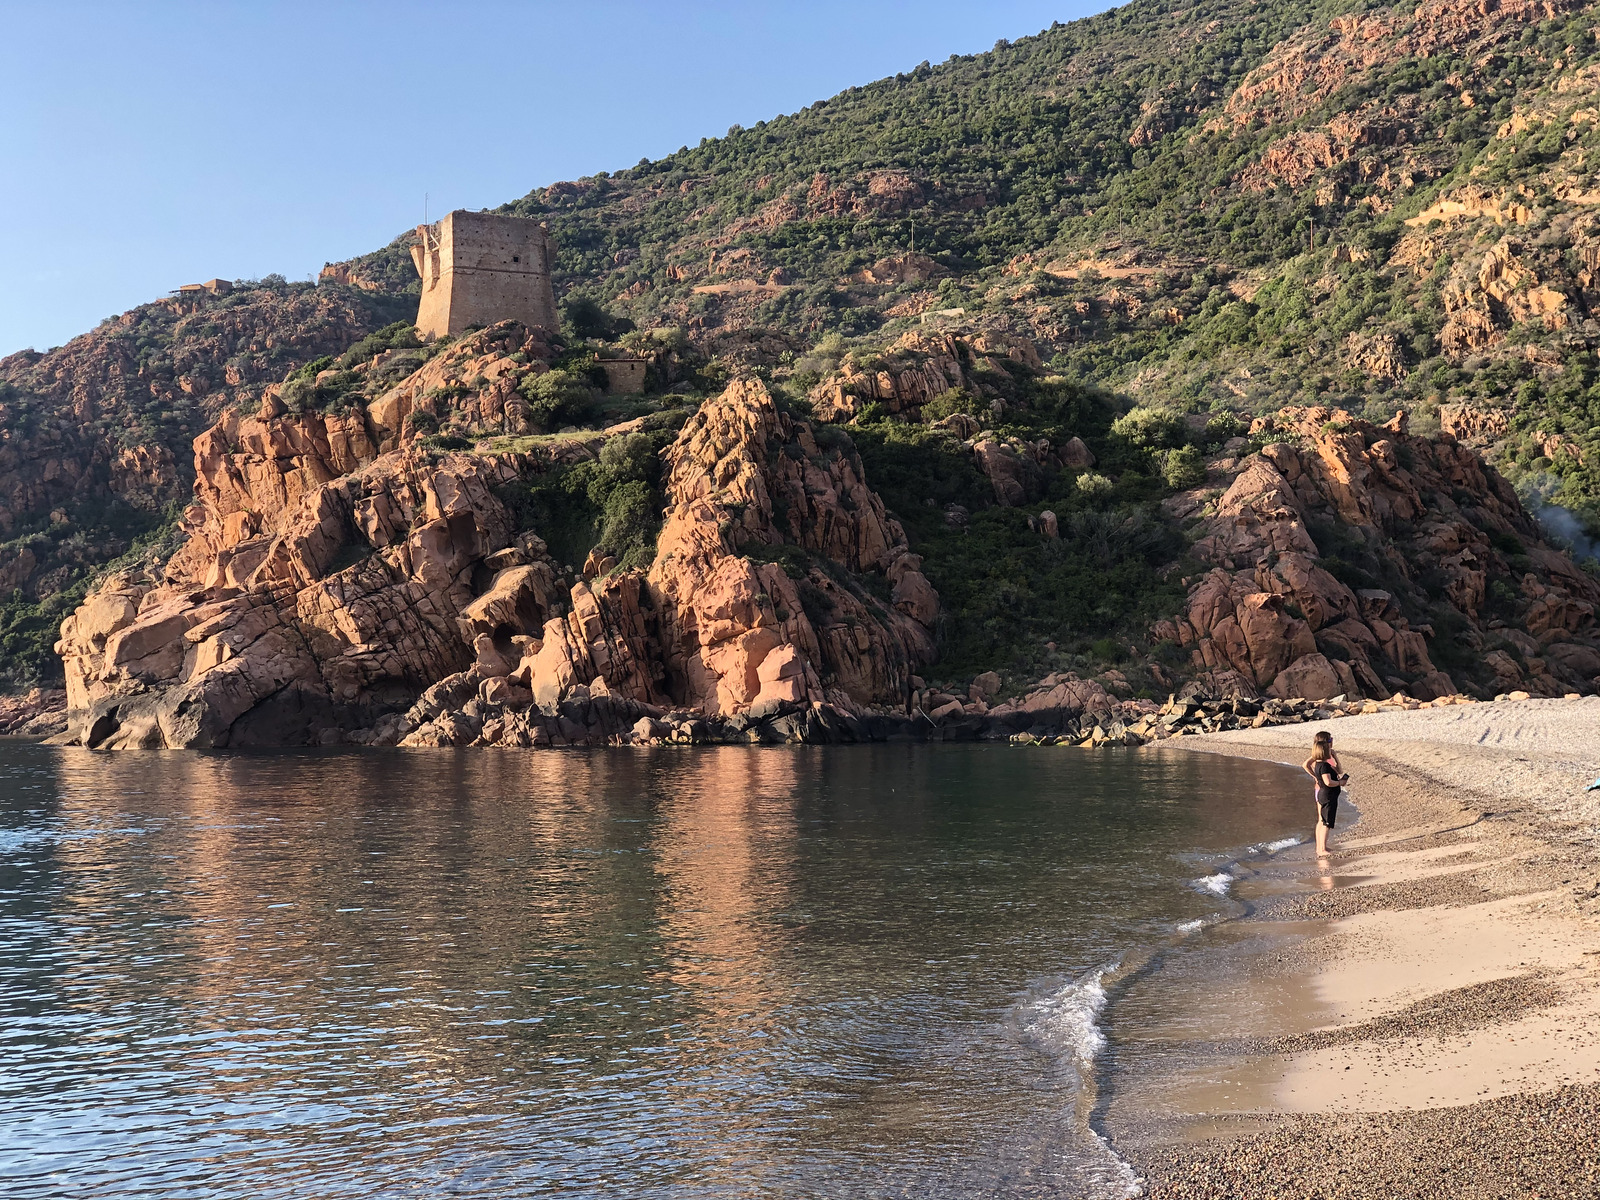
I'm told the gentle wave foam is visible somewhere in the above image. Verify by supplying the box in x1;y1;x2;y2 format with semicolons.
1022;967;1144;1198
1249;836;1302;854
1191;871;1233;897
1024;964;1114;1065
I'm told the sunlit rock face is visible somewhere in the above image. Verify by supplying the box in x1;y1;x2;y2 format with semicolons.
1151;407;1600;702
52;370;938;749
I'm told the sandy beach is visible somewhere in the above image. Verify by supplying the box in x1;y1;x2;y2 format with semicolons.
1112;696;1600;1199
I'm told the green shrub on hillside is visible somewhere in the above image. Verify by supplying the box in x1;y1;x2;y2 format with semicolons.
1075;471;1115;498
519;368;600;431
336;321;421;369
1110;406;1185;450
496;426;683;573
562;296;631;342
1160;445;1207;490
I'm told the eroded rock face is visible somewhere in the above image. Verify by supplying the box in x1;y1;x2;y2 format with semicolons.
0;687;67;737
425;377;942;745
366;321;558;451
53;367;939;749
1151;406;1600;700
809;332;967;422
55;437;548;747
1439;403;1511;444
0;285;402;610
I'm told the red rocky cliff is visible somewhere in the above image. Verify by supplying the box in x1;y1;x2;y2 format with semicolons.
51;351;937;748
1153;408;1600;701
405;377;938;745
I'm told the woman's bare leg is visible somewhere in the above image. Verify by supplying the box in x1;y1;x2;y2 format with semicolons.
1315;817;1329;856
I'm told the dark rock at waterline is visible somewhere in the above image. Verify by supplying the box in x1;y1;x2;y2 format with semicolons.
45;672;1483;751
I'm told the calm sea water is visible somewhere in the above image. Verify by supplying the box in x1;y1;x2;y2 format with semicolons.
0;743;1306;1199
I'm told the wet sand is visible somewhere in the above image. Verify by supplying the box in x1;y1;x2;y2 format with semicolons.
1110;696;1600;1199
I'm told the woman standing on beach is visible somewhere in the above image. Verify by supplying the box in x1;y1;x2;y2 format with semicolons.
1302;731;1348;857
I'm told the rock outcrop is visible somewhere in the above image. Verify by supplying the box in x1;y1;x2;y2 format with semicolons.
51;358;939;748
403;377;939;746
1152;407;1600;701
809;332;968;422
1439;403;1511;444
0;687;67;737
0;284;406;535
0;282;408;626
363;320;558;449
808;329;1049;424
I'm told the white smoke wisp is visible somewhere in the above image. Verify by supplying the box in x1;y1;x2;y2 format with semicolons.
1517;473;1598;565
1535;503;1599;564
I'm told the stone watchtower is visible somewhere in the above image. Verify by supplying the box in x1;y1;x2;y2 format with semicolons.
410;211;558;339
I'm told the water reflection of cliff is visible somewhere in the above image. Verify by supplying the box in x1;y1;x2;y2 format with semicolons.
644;749;807;1178
14;742;1317;1195
652;747;801;1017
41;746;807;1175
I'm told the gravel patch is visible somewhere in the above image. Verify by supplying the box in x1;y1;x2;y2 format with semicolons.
1249;869;1505;921
1130;1083;1600;1200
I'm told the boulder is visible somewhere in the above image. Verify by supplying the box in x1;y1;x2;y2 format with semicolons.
1267;653;1345;701
1545;640;1600;681
1059;437;1095;468
1410;670;1460;702
754;643;807;706
458;563;561;642
972;440;1034;506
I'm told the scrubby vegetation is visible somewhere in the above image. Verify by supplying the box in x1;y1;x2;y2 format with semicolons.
278;321;438;415
496;422;688;574
842;370;1192;679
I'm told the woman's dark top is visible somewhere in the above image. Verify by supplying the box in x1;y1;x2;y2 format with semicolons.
1311;760;1342;801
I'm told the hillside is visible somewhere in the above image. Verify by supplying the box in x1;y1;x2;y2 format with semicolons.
329;0;1600;538
6;0;1600;713
487;0;1593;522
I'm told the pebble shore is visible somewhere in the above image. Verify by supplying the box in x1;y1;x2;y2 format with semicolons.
1138;1084;1599;1200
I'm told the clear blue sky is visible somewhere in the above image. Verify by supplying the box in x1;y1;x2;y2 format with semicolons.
1;1;1111;358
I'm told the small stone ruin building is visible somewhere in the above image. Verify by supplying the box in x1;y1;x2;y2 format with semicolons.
596;356;648;394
